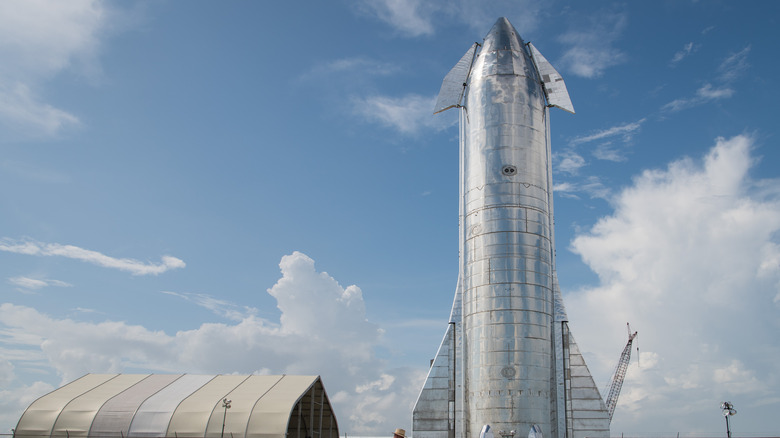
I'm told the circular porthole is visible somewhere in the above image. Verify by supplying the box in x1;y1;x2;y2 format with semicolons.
501;367;516;378
501;165;517;176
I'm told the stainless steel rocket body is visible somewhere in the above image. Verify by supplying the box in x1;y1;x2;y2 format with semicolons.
413;17;610;438
461;20;554;437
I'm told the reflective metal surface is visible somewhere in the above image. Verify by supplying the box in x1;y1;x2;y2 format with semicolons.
413;17;609;438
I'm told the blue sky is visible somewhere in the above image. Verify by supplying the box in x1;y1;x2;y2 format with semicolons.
1;0;779;436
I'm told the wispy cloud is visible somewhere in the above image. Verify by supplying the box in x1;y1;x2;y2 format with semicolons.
661;45;749;113
8;276;72;291
556;150;586;175
353;93;455;135
553;176;611;200
717;45;751;82
592;143;628;163
0;238;185;276
299;57;401;82
0;0;112;138
162;291;257;321
0;83;81;138
353;0;545;39
558;10;627;78
661;83;734;112
670;42;696;66
355;0;436;37
558;119;644;172
570;119;645;147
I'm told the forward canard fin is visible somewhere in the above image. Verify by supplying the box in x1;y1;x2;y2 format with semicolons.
528;42;575;114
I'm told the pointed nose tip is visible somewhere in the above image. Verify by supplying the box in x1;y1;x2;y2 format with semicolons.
493;17;513;31
483;17;524;51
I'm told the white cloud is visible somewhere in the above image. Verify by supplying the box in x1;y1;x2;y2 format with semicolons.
0;251;422;435
553;176;611;201
0;238;185;276
670;42;695;65
661;46;748;114
556;150;586;175
570;119;645;147
592;142;628;162
0;82;81;137
558;11;627;78
718;45;751;82
353;94;454;135
662;83;734;113
8;276;72;291
299;57;402;82
565;135;780;432
356;0;436;37
353;0;544;40
0;0;109;138
162;291;257;322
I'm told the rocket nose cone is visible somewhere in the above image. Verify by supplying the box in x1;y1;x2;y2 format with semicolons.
483;17;525;52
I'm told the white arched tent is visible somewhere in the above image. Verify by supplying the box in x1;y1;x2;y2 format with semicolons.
15;374;338;438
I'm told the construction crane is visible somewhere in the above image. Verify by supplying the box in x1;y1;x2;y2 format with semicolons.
605;323;638;421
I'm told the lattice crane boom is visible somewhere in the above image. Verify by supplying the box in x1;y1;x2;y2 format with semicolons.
605;323;638;421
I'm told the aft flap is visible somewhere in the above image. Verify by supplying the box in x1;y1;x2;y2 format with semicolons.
434;43;479;114
528;42;575;114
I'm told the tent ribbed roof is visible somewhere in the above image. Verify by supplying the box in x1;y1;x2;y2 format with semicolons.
15;374;338;438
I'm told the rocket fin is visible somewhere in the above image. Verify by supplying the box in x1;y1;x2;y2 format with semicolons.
564;327;611;437
528;43;575;114
434;43;479;114
413;277;463;438
551;273;610;437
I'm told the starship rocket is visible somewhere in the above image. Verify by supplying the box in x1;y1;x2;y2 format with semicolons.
412;18;610;438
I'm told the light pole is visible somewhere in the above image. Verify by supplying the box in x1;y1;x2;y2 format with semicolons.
721;401;737;437
221;398;232;438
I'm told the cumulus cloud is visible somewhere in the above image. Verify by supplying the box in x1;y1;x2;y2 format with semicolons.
558;10;627;78
0;251;423;435
565;135;780;432
0;0;111;138
0;238;185;276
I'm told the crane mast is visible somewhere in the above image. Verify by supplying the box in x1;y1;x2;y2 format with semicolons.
605;323;638;421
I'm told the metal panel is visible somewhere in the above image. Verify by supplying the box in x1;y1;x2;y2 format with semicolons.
527;43;575;114
167;375;249;437
90;374;183;438
15;374;117;438
52;374;150;438
434;43;479;114
565;329;610;438
128;374;215;438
